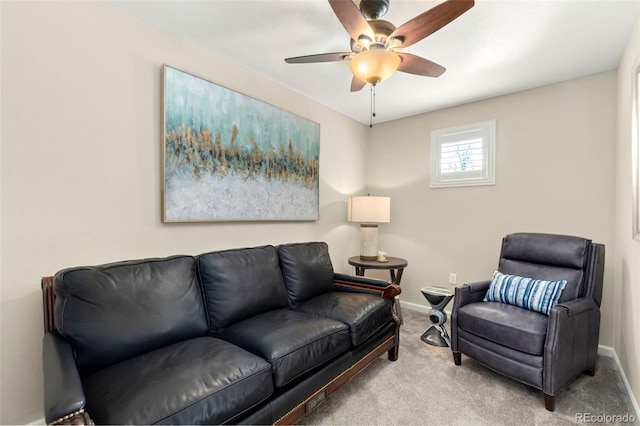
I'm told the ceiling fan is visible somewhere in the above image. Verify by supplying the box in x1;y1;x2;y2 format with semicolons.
285;0;475;92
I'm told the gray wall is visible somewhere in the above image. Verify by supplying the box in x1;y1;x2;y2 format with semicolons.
615;13;640;412
365;72;616;345
0;2;368;423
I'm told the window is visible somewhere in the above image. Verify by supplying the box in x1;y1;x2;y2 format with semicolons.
430;119;496;188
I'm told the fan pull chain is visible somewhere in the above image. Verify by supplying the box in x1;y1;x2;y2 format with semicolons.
369;85;377;128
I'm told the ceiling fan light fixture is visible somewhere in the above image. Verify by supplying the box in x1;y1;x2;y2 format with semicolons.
349;49;401;85
357;34;372;50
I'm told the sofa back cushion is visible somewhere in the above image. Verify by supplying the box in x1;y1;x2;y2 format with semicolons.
278;242;335;308
197;245;288;333
497;233;591;303
54;256;208;377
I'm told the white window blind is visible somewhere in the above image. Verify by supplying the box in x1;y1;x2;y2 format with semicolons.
430;120;496;188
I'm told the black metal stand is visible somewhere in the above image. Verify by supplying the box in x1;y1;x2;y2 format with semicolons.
420;286;454;347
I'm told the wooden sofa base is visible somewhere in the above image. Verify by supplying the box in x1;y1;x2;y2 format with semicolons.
275;334;399;425
49;410;93;426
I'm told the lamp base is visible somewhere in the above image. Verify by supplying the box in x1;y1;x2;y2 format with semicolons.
359;255;378;261
359;224;379;260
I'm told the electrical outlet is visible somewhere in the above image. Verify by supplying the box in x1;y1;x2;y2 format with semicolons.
449;273;457;285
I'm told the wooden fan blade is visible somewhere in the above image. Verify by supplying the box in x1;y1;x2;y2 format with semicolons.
285;52;352;64
350;76;366;92
328;0;374;42
397;53;446;77
390;0;474;49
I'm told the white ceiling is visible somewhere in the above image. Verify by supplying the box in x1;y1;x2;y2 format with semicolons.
108;0;640;125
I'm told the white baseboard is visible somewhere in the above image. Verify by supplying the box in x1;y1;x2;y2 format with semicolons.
401;300;453;318
597;344;615;358
402;301;638;417
599;344;640;419
400;300;431;314
28;417;44;425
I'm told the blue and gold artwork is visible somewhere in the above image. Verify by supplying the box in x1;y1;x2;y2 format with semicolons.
162;65;320;222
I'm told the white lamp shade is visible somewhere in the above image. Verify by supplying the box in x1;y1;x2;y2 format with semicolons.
347;196;391;223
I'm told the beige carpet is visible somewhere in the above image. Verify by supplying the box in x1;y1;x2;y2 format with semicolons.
302;309;637;425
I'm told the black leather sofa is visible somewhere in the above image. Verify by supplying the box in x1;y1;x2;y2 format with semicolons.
41;242;401;425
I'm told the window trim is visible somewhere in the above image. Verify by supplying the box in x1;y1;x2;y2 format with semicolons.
430;119;496;188
632;61;640;241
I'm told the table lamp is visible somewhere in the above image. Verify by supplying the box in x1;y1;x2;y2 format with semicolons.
347;196;391;260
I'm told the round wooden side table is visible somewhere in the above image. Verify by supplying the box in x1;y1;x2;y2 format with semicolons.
348;256;408;322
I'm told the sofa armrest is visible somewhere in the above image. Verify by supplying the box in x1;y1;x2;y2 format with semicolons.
544;298;600;396
43;332;90;425
333;273;401;299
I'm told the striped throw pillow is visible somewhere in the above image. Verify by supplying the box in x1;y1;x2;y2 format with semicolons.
484;271;567;315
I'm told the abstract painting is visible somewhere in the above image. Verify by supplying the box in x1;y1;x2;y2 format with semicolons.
162;65;320;222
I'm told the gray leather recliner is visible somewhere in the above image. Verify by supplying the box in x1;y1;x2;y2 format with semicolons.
450;232;605;411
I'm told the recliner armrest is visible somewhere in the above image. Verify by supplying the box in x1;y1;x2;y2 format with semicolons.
333;273;401;299
450;280;491;352
544;297;601;396
43;332;88;424
553;297;598;317
454;280;491;307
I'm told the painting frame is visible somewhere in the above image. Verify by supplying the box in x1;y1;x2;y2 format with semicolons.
161;65;320;223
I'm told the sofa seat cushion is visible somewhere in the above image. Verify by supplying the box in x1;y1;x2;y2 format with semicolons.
82;337;273;425
295;292;392;346
219;309;350;388
456;302;548;356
